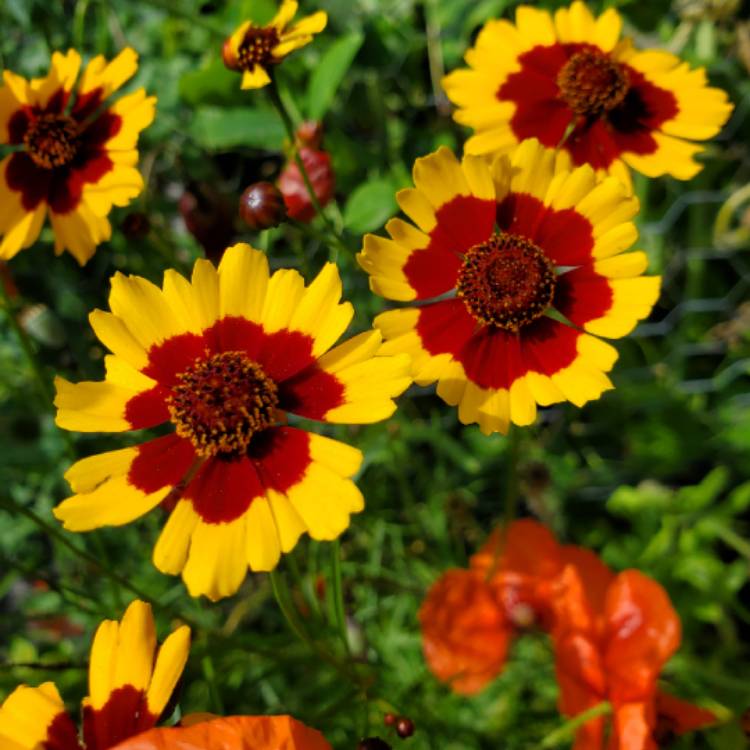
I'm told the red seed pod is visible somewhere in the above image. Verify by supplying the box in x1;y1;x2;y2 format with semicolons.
383;713;396;727
295;120;324;150
239;181;286;230
277;147;335;223
395;717;414;739
357;739;392;750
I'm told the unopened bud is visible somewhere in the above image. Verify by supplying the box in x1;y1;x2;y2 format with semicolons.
383;713;396;727
239;182;286;230
395;717;415;739
295;120;324;150
121;211;151;239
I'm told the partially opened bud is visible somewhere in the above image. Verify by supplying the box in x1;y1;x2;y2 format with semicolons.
239;181;286;230
295;120;324;150
277;148;335;223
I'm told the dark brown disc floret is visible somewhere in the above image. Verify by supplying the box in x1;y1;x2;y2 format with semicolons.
457;232;557;331
237;26;281;70
557;49;630;118
167;350;279;457
24;114;79;169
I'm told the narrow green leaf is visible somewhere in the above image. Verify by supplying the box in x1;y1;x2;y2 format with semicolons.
306;32;364;121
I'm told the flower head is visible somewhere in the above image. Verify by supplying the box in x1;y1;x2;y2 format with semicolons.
53;245;411;600
358;139;660;434
442;2;733;185
0;600;190;750
108;715;331;750
550;567;716;749
223;0;327;89
0;48;155;264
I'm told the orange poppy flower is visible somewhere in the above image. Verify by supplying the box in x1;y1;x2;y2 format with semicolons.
551;567;714;749
0;600;190;750
109;715;331;750
418;568;511;694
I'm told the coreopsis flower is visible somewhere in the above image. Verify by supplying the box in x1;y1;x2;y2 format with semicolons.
358;139;660;434
53;244;411;601
550;567;716;749
108;715;331;750
442;2;733;186
222;0;327;89
0;600;190;750
0;48;155;264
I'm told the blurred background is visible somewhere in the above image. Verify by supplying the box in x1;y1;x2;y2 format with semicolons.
1;0;749;747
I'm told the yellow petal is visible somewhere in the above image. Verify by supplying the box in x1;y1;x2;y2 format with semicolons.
218;243;270;322
145;625;191;717
153;499;200;575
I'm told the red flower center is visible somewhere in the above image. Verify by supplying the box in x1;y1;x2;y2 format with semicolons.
167;351;279;457
23;113;79;169
457;232;556;331
238;26;281;70
557;49;630;118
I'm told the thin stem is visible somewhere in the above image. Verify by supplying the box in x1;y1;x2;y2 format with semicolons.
266;77;350;258
539;702;611;748
201;655;226;713
330;539;350;654
269;570;371;690
0;494;206;632
0;282;54;407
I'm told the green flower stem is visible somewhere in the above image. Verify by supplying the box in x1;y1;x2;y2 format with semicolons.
539;702;611;748
201;655;226;714
266;78;350;258
269;569;370;691
0;281;55;409
0;494;207;632
330;539;350;654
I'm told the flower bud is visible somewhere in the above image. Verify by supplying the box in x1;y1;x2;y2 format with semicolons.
383;713;396;727
357;739;392;750
277;148;335;223
395;717;414;739
239;182;287;230
295;120;324;150
121;211;151;239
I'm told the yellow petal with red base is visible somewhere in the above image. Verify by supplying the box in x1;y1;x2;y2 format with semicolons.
317;330;412;423
30;49;81;107
153;499;201;575
0;683;70;750
182;516;249;601
145;625;191;717
218;243;270;322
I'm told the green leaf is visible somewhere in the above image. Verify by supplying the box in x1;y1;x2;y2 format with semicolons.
179;60;240;107
189;106;285;151
343;178;398;234
306;32;364;121
676;466;729;512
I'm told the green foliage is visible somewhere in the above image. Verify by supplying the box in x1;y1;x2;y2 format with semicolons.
1;0;750;749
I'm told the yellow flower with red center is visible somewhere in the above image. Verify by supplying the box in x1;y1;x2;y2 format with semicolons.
0;48;155;265
0;600;190;750
442;2;733;186
358;138;660;435
53;244;411;600
222;0;328;89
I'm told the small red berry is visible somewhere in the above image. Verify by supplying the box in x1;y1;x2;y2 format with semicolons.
239;182;286;230
357;739;391;750
395;717;414;739
383;713;396;727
